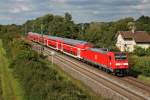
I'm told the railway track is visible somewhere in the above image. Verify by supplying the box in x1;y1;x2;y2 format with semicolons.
32;43;150;100
122;77;150;93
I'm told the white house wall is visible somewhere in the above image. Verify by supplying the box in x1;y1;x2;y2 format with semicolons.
116;34;125;51
136;44;150;49
116;34;136;52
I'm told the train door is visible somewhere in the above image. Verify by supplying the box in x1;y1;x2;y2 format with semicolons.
56;42;58;50
38;36;40;43
44;39;46;45
107;53;115;72
47;40;49;46
77;48;80;57
61;43;63;51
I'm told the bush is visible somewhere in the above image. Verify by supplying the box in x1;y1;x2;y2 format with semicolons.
109;46;120;52
133;46;146;56
145;47;150;56
129;56;150;77
128;55;141;77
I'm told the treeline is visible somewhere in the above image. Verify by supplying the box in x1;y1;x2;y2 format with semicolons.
21;14;150;49
78;16;150;48
23;13;79;38
0;13;150;48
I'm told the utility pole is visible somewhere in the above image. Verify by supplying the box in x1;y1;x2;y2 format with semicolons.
51;51;55;66
80;23;84;34
82;23;84;33
41;24;44;55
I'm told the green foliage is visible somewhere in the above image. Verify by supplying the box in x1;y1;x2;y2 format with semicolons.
133;46;146;56
136;16;150;33
138;75;150;84
129;56;150;77
113;17;134;31
65;12;72;21
23;13;79;38
10;39;31;59
0;40;24;100
145;47;150;56
77;16;150;49
78;17;134;48
0;78;2;100
127;22;136;31
79;22;110;47
9;40;95;100
0;42;3;100
109;46;120;52
0;25;22;58
0;16;99;99
0;14;150;48
133;46;150;56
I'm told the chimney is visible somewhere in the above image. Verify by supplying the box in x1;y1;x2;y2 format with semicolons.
131;29;135;33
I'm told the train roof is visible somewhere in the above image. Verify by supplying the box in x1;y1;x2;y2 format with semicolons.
48;36;64;41
48;36;89;45
29;32;90;46
89;48;108;54
63;38;88;45
28;32;40;36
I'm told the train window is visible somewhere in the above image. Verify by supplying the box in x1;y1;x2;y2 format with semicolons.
115;53;126;60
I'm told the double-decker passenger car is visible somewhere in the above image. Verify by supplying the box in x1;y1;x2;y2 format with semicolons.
27;32;129;76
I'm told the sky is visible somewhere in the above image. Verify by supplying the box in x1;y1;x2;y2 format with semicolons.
0;0;150;25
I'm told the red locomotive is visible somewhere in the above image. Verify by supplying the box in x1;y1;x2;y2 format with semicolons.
27;32;129;76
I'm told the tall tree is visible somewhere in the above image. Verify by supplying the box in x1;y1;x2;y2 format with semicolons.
65;12;72;21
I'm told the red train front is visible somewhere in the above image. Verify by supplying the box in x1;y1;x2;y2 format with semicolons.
107;52;128;76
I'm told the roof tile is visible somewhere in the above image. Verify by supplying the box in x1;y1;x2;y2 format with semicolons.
118;31;150;43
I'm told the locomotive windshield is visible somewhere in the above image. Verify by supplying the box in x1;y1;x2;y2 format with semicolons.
115;53;127;60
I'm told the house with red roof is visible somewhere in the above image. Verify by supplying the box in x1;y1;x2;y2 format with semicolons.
116;31;150;52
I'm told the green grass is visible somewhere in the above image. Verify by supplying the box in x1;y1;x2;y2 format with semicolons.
0;71;3;100
0;40;24;100
138;75;150;85
0;81;3;100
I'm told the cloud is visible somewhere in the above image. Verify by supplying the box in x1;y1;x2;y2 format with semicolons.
10;4;31;13
51;0;69;3
0;0;150;25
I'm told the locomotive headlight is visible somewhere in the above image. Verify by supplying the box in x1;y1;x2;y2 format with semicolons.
123;63;128;65
115;63;121;66
115;63;128;66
